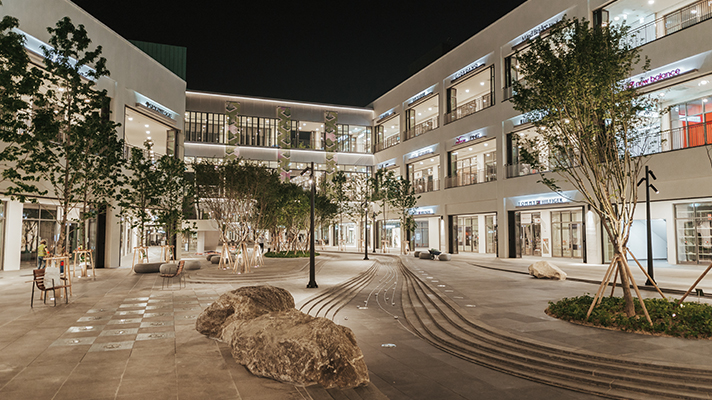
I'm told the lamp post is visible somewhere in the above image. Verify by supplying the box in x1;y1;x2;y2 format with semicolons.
302;162;318;289
363;201;369;260
637;165;658;286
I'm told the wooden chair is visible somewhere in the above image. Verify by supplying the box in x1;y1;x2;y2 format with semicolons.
161;260;186;289
31;269;69;307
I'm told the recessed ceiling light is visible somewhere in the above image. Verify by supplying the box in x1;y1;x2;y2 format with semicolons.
418;113;422;116
700;80;709;85
146;131;150;134
691;9;697;14
465;89;470;93
147;136;151;140
640;17;645;23
480;82;485;86
145;124;149;128
623;14;627;19
484;143;488;146
614;16;619;21
648;0;654;4
428;107;432;111
429;158;434;162
420;161;423;164
468;147;473;151
658;92;665;97
703;99;709;103
128;117;133;121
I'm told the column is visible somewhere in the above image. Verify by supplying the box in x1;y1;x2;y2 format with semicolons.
3;201;22;271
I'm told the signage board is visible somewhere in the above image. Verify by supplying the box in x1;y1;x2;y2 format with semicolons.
516;196;569;207
135;93;178;120
407;146;435;160
454;130;485;145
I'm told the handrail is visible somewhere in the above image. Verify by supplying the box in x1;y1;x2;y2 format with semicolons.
623;0;712;48
445;93;493;124
405;118;438;140
375;134;400;152
445;165;497;188
412;177;439;194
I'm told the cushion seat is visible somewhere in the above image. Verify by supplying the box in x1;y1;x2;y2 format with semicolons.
160;263;179;275
134;262;164;273
185;260;202;270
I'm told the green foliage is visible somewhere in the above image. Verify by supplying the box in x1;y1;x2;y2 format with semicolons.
153;154;194;249
547;295;712;338
264;251;320;258
118;142;157;246
25;17;123;254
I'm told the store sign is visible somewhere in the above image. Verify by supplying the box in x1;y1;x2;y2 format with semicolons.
627;68;682;89
407;147;435;160
517;15;564;45
451;61;485;83
516;196;569;207
410;206;435;215
378;159;396;169
407;88;433;106
377;110;394;122
16;28;95;80
454;130;485;145
135;93;178;120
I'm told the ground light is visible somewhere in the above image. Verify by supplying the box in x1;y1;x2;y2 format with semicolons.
637;165;658;285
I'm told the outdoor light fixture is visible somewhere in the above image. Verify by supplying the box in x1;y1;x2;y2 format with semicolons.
301;162;318;289
638;166;658;285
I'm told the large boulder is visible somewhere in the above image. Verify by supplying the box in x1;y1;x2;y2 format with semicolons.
222;309;369;389
195;285;294;338
528;261;567;280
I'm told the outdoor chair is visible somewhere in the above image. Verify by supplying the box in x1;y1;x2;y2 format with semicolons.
160;260;186;289
31;268;69;307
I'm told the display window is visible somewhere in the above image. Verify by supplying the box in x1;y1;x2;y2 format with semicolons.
506;128;550;178
375;115;400;152
125;108;178;159
405;95;439;140
445;66;494;124
447;139;496;188
675;202;712;264
407;156;440;194
337;124;371;153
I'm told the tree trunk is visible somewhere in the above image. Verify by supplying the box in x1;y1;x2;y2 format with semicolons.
615;246;636;317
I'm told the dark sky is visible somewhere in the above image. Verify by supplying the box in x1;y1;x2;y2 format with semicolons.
70;1;527;107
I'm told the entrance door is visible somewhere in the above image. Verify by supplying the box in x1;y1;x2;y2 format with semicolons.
552;210;583;258
520;212;542;256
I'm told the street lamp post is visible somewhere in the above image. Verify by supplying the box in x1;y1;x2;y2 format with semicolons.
637;165;658;286
363;200;369;260
303;161;318;289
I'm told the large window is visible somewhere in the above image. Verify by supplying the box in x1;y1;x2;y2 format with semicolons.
405;95;439;140
506;128;551;178
676;202;712;264
447;139;496;188
551;210;583;258
504;44;531;100
408;156;440;194
445;66;494;124
337;124;371;153
375;115;400;152
185;111;225;144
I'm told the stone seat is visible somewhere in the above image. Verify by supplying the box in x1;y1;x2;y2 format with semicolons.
414;251;421;258
159;263;178;274
438;253;451;261
210;255;221;264
133;262;164;273
419;252;432;259
185;260;202;270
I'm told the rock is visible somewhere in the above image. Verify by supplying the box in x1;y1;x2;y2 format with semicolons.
438;253;451;261
222;309;369;389
184;260;202;270
414;251;421;258
419;251;432;259
195;285;295;337
210;255;221;264
528;261;567;280
133;262;164;273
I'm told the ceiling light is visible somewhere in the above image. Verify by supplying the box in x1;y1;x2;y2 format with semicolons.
428;107;432;111
128;117;133;121
614;16;620;21
658;92;665;97
703;99;709;103
147;136;151;139
640;17;645;23
468;147;473;151
429;158;434;162
391;125;395;129
418;113;422;116
480;82;485;86
623;14;627;19
648;0;654;4
420;161;423;164
465;89;470;93
144;124;149;128
700;80;709;85
691;9;697;14
484;143;488;146
146;131;150;134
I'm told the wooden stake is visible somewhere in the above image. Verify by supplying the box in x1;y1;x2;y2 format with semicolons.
679;262;712;304
609;262;619;297
622;258;652;325
586;255;618;321
625;247;666;299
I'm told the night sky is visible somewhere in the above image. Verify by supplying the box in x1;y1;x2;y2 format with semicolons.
70;0;527;107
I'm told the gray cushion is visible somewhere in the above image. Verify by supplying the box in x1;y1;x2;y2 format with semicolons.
160;263;179;274
184;260;202;270
210;255;221;264
206;254;215;261
414;251;421;258
438;253;452;261
419;252;432;259
134;262;164;273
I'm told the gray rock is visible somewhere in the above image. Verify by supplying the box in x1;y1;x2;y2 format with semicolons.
222;309;369;389
184;260;202;270
195;285;295;338
438;253;451;261
419;251;432;259
206;253;217;261
133;262;164;273
528;261;567;280
210;255;221;264
413;251;420;258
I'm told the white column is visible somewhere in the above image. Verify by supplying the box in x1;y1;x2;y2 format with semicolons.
541;210;552;258
197;231;205;253
585;210;600;263
3;201;23;271
106;211;121;268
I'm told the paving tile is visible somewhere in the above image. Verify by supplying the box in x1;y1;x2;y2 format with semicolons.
99;328;139;337
88;341;134;352
50;337;96;347
107;317;142;325
136;331;176;341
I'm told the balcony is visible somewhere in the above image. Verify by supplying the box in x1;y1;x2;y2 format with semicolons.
445;93;493;124
445;166;497;188
413;177;439;194
405;118;438;140
623;0;712;48
374;134;400;152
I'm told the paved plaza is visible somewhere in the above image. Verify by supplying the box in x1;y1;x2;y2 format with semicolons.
1;249;712;399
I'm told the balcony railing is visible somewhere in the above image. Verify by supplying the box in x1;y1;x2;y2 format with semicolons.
445;93;493;124
405;118;438;140
412;177;439;194
445;166;497;188
374;134;400;152
623;0;712;48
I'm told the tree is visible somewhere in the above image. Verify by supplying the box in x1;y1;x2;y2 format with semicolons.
370;168;398;252
346;172;370;251
118;142;158;249
0;10;43;198
23;17;123;256
329;171;350;250
389;177;420;254
511;18;660;318
153;153;194;257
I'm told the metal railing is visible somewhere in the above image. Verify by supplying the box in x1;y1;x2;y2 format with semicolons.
405;118;438;140
445;166;497;188
445;93;493;124
623;0;712;48
412;177;439;194
374;134;400;152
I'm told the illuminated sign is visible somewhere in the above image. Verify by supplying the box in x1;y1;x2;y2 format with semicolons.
410;206;436;215
407;147;435;160
377;110;395;122
513;12;567;47
378;159;396;169
15;28;95;80
407;88;433;106
516;196;569;207
451;61;485;83
454;130;485;145
135;93;178;120
627;68;681;89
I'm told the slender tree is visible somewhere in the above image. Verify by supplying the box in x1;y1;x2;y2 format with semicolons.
329;170;350;250
511;18;660;317
153;154;194;256
390;177;420;254
118;142;158;249
370;168;398;251
25;17;123;255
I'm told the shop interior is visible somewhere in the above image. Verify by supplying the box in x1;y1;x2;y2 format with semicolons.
449;139;497;187
408;156;440;194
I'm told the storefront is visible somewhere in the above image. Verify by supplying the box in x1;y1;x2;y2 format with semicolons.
404;88;439;140
675;201;712;264
409;206;442;252
452;213;497;254
445;59;494;124
447;137;496;188
406;146;440;194
374;113;400;152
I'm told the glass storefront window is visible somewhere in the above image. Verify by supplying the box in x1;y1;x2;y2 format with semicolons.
414;220;429;248
507;128;551;178
677;202;712;264
447;139;496;188
408;156;440;194
375;116;400;152
445;66;494;124
486;215;497;254
550;210;583;258
405;95;439;140
337;124;371;153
